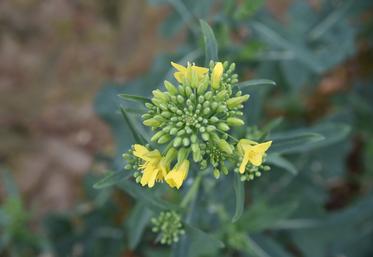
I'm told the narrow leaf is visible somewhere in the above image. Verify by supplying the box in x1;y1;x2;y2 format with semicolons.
184;224;224;257
268;132;324;154
199;19;218;64
117;180;177;212
127;203;153;249
232;173;245;222
266;154;298;175
120;106;147;145
252;22;323;73
93;171;131;189
236;79;276;89
118;93;150;104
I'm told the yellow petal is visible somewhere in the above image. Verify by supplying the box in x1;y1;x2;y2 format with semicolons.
252;141;272;154
140;165;159;188
239;152;250;173
211;62;223;89
248;141;272;166
165;160;189;189
133;144;149;159
248;150;263;166
171;62;187;72
192;66;209;75
174;71;184;83
158;159;169;179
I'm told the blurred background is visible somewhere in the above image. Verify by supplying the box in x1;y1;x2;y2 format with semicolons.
0;0;373;257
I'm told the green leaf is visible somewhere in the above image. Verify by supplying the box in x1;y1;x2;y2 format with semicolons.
236;79;276;89
199;19;218;64
232;173;245;222
117;180;177;212
118;93;150;104
120;107;148;145
266;154;298;175
184;224;224;257
238;200;298;233
309;0;354;40
127;203;153;250
93;171;131;189
269;132;324;154
252;21;323;73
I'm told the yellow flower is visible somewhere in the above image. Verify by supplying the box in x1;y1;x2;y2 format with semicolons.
237;140;272;173
171;61;208;86
133;144;169;188
211;62;224;89
165;160;190;189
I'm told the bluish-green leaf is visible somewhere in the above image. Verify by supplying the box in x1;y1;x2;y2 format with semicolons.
200;19;218;64
266;154;298;175
236;79;276;89
184;224;224;257
117;180;177;212
127;203;153;250
269;132;324;154
118;93;151;104
120;107;148;145
252;21;323;73
232;173;245;222
93;171;131;189
238;200;298;233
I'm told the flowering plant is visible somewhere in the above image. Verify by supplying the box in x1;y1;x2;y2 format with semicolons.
93;20;344;256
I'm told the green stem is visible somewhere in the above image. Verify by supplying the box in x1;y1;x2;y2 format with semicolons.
216;128;239;142
180;175;202;208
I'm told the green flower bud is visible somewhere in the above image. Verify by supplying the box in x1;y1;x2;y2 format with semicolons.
221;165;228;175
191;143;202;162
206;125;216;132
213;168;220;179
201;132;210;141
177;147;189;162
153;89;169;102
227;117;244;126
173;137;182;147
161;111;172;118
158;134;171;144
164;80;178;95
182;138;190;147
227;95;250;109
217;122;230;131
144;118;161;127
217;139;233;154
151;131;164;142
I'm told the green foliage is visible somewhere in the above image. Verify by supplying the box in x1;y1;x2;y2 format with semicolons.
3;0;373;256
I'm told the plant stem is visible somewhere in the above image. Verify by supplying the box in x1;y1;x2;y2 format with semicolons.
180;174;202;209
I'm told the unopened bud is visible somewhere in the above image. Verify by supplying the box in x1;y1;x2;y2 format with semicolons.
227;117;244;126
227;95;250;109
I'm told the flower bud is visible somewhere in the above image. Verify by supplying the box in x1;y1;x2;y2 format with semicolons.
151;131;164;142
227;95;250;109
213;168;220;179
158;134;171;144
182;138;190;147
227;117;244;126
173;137;182;147
217;139;233;154
144;118;161;127
164;80;178;95
191;143;202;162
217;122;230;131
211;62;223;89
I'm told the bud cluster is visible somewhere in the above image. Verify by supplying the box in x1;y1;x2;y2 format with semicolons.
123;147;143;182
151;211;185;245
142;61;249;175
